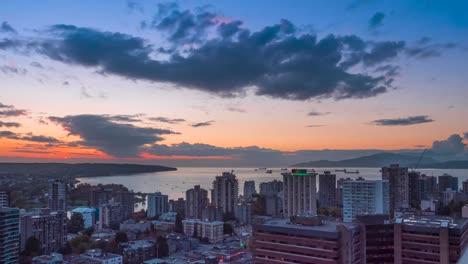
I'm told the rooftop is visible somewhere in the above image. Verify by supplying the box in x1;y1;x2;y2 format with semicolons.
71;207;96;213
396;215;468;230
82;249;122;260
122;240;155;249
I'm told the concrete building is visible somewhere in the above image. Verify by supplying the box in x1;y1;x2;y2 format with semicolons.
80;249;123;264
355;214;393;264
147;192;169;218
169;198;185;216
243;181;257;200
20;210;67;254
235;203;253;224
462;205;468;218
382;164;409;213
342;179;389;222
253;216;361;264
202;204;223;222
264;193;283;217
182;219;224;244
420;174;438;200
0;191;10;207
441;188;457;206
186;185;208;219
438;174;459;193
48;179;67;212
120;240;156;264
71;207;96;228
32;253;64;264
90;189;134;220
259;180;283;195
318;171;336;208
408;171;421;208
211;172;239;215
0;207;19;264
282;169;317;217
336;178;352;208
99;203;123;229
394;215;468;264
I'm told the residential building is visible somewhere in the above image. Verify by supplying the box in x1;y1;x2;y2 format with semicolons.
71;207;96;228
438;174;459;193
235;203;253;224
186;185;208;219
462;205;468;218
282;169;317;217
211;172;239;215
202;204;223;222
0;191;10;207
342;179;389;222
120;240;156;264
408;171;421;208
253;215;361;264
441;188;457;206
263;193;283;217
20;210;67;254
420;174;438;200
182;219;224;243
355;214;393;264
32;253;64;264
336;178;352;207
0;207;19;264
394;215;468;264
48;180;67;212
99;203;123;229
169;198;185;216
147;192;169;218
381;164;409;213
463;180;468;195
318;171;336;208
259;180;283;195
80;249;123;264
243;181;257;200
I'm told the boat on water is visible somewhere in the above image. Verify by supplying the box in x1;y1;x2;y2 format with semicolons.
266;170;273;174
281;168;288;170
335;169;346;172
344;169;360;174
258;167;267;170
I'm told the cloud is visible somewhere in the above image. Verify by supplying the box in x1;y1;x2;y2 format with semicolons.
127;0;144;13
0;21;16;34
308;111;330;116
49;114;178;157
374;64;400;77
346;0;374;10
0;130;61;143
149;117;186;124
369;12;385;30
80;87;92;99
0;106;27;117
431;134;466;156
109;115;143;123
464;132;468;140
30;61;44;68
0;65;28;75
227;107;246;113
192;120;214;127
372;115;434;126
305;124;324;128
0;121;21;128
405;39;458;59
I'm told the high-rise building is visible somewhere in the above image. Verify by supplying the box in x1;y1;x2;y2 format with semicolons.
0;207;19;264
408;171;421;208
394;215;468;264
48;180;67;212
20;210;67;254
419;174;437;200
202;204;223;222
0;191;10;207
169;198;186;216
438;173;458;193
282;169;317;217
342;179;389;222
253;216;361;264
355;214;394;264
381;164;409;213
463;180;468;195
147;192;169;218
211;172;239;215
235;203;253;224
243;181;257;200
186;185;208;219
259;180;283;195
98;203;122;229
336;178;352;207
90;188;135;220
318;171;336;208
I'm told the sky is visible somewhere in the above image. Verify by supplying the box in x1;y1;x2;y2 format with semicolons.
0;0;468;166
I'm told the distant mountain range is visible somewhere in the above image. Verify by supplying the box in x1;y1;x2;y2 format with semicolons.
292;153;468;169
0;163;177;178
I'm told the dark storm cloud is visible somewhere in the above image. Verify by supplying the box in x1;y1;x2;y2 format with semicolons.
149;117;186;124
369;12;385;30
48;114;178;157
307;111;330;116
109;114;143;123
0;130;61;143
31;20;398;101
218;20;243;38
432;134;466;156
372;115;434;126
191;120;214;127
0;22;16;34
0;121;21;128
374;64;400;77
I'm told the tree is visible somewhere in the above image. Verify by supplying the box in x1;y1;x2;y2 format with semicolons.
70;235;91;254
23;236;42;256
115;231;128;244
82;227;95;237
156;236;169;258
68;213;85;234
175;213;183;233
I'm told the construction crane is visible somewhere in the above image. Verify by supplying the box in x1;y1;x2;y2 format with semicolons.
412;149;427;170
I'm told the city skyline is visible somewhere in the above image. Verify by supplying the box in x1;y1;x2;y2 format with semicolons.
1;0;468;166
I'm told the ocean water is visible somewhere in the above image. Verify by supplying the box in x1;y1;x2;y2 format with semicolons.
77;167;468;201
